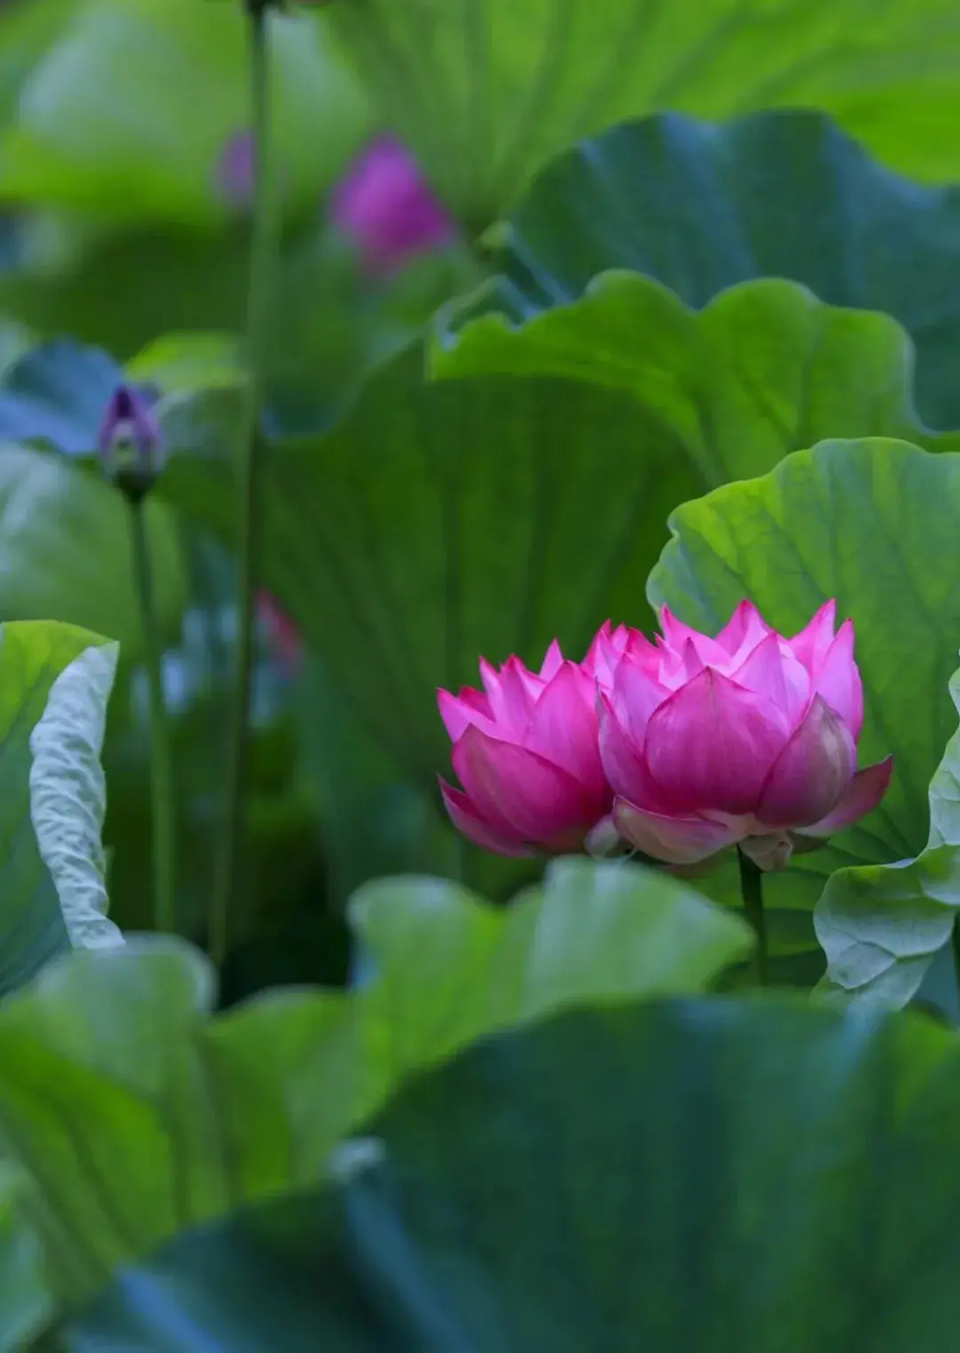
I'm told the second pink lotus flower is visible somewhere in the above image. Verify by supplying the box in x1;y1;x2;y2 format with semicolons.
438;601;892;871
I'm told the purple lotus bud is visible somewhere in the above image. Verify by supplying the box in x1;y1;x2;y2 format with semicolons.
216;130;254;212
330;135;455;277
98;385;162;501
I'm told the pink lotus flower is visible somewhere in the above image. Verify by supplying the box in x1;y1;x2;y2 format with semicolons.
598;601;892;870
330;135;454;276
257;591;302;678
437;643;611;856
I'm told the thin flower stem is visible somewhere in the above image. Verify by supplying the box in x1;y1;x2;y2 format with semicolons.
210;0;275;969
737;847;768;986
129;498;176;934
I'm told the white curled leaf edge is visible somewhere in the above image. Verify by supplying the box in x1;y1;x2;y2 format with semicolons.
29;642;123;952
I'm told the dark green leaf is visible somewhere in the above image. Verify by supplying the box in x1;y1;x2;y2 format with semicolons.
69;994;960;1351
504;111;960;427
159;355;701;780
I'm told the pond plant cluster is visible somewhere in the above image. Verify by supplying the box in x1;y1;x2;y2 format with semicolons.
2;0;960;1346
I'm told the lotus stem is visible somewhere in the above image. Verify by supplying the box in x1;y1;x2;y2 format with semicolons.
129;498;176;934
210;0;275;969
737;847;768;986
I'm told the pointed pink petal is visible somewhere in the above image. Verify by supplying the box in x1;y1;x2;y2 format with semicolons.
437;686;495;741
728;631;788;706
679;637;705;682
611;656;670;746
787;600;837;676
439;778;529;856
585;622;658;686
715;599;772;656
659;606;726;668
757;695;856;828
539;639;564;681
525;662;606;797
598;693;676;812
479;656;539;732
730;632;809;722
582;622;612;678
813;619;863;739
644;668;791;814
613;797;740;865
794;756;893;838
452;724;591;845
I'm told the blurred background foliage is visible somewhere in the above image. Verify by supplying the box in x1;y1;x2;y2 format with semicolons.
2;0;960;1003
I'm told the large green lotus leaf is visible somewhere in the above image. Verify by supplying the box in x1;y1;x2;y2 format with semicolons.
436;274;957;484
66;995;960;1352
647;438;960;904
0;622;121;999
325;0;960;229
0;0;371;225
158;354;703;780
0;1168;50;1352
0;859;748;1303
815;666;960;1010
502;111;960;428
0;0;78;137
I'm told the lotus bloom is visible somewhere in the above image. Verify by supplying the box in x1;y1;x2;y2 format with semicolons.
438;644;611;856
598;601;892;870
330;135;454;276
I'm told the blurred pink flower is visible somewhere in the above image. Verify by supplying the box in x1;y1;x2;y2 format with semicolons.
598;601;892;870
257;591;302;677
330;135;454;276
437;643;611;857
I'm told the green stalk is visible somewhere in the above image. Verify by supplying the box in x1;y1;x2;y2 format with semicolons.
737;847;768;986
210;0;275;968
129;498;176;934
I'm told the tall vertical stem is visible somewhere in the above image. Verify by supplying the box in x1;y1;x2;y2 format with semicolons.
210;0;275;968
129;498;176;934
737;847;768;986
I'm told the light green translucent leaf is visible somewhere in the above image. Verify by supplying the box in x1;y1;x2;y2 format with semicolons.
436;274;957;484
351;856;752;1115
0;859;749;1303
0;0;371;225
326;0;960;226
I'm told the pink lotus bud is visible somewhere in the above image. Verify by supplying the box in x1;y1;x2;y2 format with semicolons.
257;590;302;677
330;135;454;277
437;642;612;856
598;600;892;871
98;385;162;501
